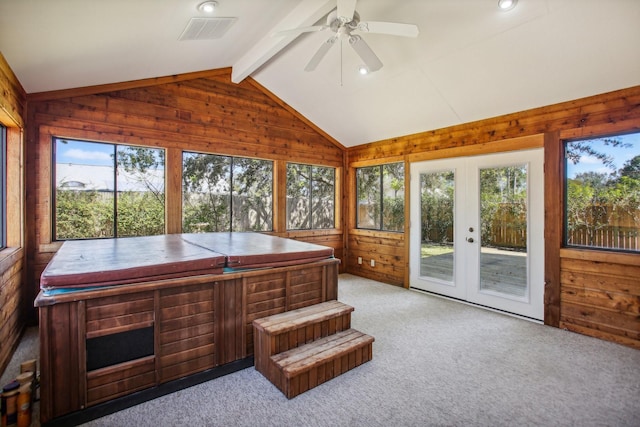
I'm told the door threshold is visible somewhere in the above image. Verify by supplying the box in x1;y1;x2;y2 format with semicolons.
409;287;543;324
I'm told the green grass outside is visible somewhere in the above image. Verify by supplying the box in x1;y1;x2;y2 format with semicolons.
421;243;454;257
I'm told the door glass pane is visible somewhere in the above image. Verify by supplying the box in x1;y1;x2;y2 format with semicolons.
420;170;455;282
479;165;528;297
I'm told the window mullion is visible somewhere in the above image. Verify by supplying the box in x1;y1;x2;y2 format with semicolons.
308;166;314;229
0;126;6;248
113;145;118;238
379;165;384;230
229;156;234;232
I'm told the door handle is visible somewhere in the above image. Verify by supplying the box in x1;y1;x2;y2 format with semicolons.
467;237;474;243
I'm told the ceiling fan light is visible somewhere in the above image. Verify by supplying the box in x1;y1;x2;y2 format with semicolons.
198;1;217;13
358;66;369;75
498;0;517;11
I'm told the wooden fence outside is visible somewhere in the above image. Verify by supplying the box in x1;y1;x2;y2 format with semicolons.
567;227;639;251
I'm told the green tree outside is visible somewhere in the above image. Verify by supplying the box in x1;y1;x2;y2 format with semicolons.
566;136;639;250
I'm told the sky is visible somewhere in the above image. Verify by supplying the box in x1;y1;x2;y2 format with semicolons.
56;133;639;183
566;132;639;179
56;138;115;166
55;139;164;191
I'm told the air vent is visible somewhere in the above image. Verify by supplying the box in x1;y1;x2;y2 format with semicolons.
179;17;238;41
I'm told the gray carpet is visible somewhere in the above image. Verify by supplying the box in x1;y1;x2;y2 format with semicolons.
3;274;639;426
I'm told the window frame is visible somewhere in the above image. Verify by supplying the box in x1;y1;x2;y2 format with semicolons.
355;162;405;232
563;131;640;253
286;162;336;231
181;151;274;233
52;137;166;241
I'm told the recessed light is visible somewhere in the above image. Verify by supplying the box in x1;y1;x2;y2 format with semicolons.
498;0;517;11
198;1;217;13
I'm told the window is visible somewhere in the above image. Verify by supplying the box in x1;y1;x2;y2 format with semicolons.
54;138;165;240
0;125;6;249
356;163;404;231
565;132;640;252
182;152;273;232
287;163;335;230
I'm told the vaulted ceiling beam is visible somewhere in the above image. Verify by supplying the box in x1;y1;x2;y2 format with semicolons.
231;0;335;84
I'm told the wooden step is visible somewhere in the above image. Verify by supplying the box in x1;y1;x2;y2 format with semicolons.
270;329;374;399
253;300;353;337
253;301;354;378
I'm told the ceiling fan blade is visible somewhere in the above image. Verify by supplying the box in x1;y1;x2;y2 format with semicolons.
273;25;327;38
305;36;338;71
348;35;383;72
357;21;419;38
337;0;357;23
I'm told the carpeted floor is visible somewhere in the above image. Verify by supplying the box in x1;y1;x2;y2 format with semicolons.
3;273;639;426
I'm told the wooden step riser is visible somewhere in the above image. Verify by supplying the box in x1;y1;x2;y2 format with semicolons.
254;312;351;377
274;312;352;353
279;340;373;399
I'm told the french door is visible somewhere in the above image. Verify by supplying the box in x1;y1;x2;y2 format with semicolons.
409;149;544;320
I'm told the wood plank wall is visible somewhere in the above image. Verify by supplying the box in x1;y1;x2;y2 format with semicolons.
0;52;26;375
346;86;640;349
7;50;639;361
25;69;345;324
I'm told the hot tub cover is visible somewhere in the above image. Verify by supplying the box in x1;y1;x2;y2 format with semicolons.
180;232;335;270
41;233;335;290
40;234;226;290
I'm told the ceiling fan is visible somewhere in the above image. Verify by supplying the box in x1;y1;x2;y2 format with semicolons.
275;0;419;73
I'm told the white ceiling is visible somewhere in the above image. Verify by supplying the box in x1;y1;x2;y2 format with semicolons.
1;0;639;147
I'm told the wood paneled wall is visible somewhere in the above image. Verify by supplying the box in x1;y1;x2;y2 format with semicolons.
0;55;25;128
346;86;640;349
559;250;639;348
25;69;345;324
9;53;640;359
0;52;26;375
